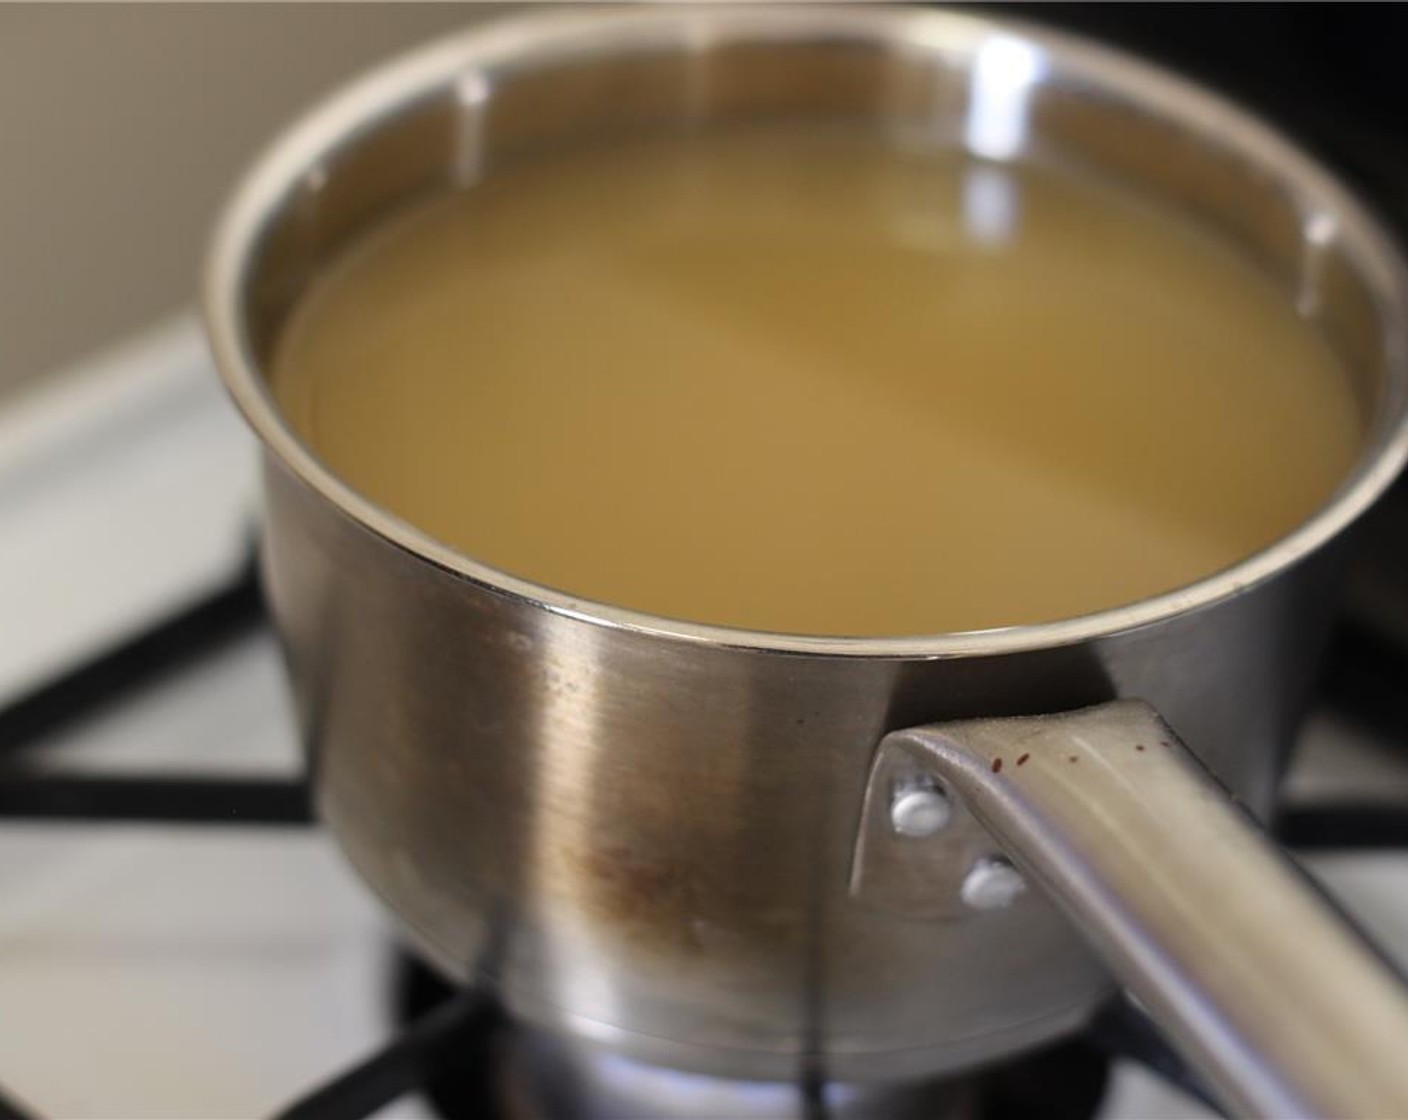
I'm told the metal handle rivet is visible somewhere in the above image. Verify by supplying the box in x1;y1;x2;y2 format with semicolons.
890;784;951;838
961;857;1026;910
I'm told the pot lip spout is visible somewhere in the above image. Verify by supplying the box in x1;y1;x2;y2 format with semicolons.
201;5;1408;661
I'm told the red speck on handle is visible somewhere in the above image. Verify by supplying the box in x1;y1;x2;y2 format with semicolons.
1016;753;1030;767
1135;744;1146;752
991;758;1003;774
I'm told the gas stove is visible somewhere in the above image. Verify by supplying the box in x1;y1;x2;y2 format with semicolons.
6;8;1408;1117
1;317;1407;1120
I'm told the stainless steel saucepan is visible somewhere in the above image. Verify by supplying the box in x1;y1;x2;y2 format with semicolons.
203;7;1408;1116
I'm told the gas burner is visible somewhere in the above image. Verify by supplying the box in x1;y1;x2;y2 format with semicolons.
390;952;1109;1120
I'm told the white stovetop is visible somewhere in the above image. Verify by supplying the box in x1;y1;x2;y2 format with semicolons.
0;318;419;1119
1;316;1406;1119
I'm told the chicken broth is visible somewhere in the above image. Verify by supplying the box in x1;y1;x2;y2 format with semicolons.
271;126;1361;636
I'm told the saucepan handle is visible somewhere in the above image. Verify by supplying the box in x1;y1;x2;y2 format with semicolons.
869;700;1408;1119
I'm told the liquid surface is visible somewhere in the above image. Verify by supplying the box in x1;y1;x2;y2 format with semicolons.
273;127;1361;636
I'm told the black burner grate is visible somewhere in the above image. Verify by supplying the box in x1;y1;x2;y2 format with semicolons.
2;559;1407;1119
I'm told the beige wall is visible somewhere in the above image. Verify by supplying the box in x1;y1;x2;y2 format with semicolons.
0;3;501;397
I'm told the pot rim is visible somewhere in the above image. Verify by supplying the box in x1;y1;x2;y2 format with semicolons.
203;4;1408;660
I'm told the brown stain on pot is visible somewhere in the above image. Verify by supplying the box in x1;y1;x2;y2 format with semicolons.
568;842;705;952
552;836;804;971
